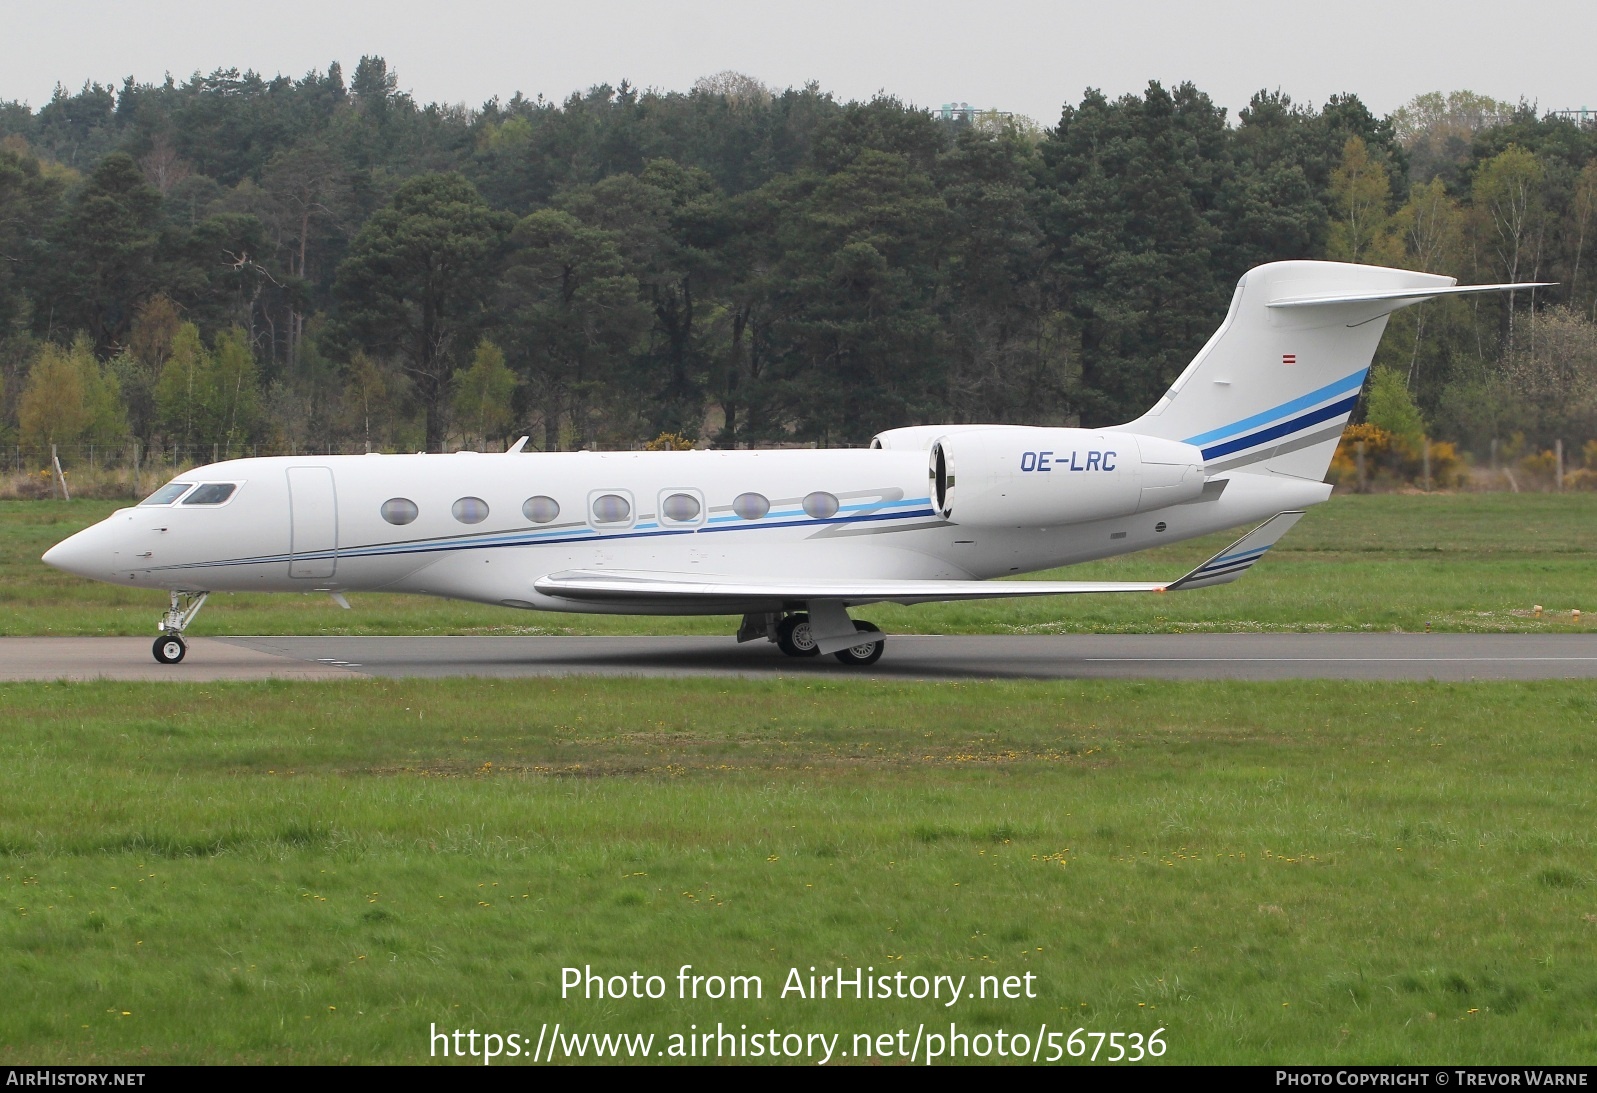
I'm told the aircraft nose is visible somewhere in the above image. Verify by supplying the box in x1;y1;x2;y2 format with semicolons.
42;521;116;579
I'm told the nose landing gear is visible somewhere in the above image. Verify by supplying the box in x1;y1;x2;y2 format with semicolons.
152;590;209;664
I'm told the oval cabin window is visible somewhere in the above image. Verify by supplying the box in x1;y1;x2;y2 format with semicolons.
523;495;560;523
732;492;769;520
661;493;701;523
803;491;840;520
452;497;490;524
381;498;419;525
591;493;631;523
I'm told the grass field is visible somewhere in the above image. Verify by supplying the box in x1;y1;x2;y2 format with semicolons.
0;678;1594;1064
3;493;1595;637
2;494;1593;1064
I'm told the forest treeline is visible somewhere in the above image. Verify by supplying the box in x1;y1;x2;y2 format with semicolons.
2;60;1595;468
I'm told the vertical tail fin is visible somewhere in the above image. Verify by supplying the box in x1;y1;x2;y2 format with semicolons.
1123;261;1542;481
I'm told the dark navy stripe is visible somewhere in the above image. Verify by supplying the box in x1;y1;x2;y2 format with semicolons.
183;496;938;568
1183;369;1367;447
1200;394;1359;461
1193;546;1271;577
696;508;937;535
150;507;942;573
1200;556;1258;572
1194;560;1259;580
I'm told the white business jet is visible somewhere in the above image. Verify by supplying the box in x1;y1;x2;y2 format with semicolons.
44;261;1540;666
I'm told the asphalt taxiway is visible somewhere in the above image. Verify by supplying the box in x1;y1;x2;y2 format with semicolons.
3;633;1596;682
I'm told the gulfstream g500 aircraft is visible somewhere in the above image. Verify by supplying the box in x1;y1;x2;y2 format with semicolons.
44;261;1541;666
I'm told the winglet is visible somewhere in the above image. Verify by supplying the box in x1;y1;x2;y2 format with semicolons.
1163;511;1304;591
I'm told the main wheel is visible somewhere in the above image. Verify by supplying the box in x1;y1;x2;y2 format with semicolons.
153;635;186;664
775;613;821;657
833;621;885;666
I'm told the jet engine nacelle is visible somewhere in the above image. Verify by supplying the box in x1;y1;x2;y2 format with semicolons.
926;427;1207;527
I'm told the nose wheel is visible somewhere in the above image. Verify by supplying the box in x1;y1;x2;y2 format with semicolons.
151;590;208;664
153;635;187;664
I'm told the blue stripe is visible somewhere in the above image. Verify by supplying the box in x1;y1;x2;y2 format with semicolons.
337;497;935;558
1197;555;1264;576
1200;394;1359;461
151;506;941;573
1193;561;1258;580
1207;545;1269;568
696;508;937;535
706;497;932;525
1183;369;1367;447
1196;560;1260;577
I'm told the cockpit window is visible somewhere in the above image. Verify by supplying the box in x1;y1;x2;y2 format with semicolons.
181;483;238;506
140;481;194;506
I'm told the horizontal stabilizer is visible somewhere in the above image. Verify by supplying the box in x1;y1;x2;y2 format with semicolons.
1267;282;1553;309
534;512;1304;608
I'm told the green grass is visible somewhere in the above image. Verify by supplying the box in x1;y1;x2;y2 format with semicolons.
2;677;1595;1064
4;493;1595;637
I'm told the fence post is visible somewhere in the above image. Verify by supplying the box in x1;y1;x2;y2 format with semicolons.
1422;438;1431;492
51;443;70;501
132;439;141;498
1355;440;1367;493
1555;439;1564;492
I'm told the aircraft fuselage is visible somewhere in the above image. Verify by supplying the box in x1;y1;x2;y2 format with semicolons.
47;447;1328;616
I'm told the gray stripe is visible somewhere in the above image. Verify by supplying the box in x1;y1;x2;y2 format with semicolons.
809;517;950;539
1205;423;1345;472
144;507;939;572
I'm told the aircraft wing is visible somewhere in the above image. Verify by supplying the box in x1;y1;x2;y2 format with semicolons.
533;511;1304;609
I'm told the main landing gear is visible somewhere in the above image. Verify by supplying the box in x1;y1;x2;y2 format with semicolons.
775;613;820;657
739;608;886;666
152;590;209;664
832;621;887;667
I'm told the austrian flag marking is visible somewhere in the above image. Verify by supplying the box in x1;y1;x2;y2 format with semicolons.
1281;353;1297;365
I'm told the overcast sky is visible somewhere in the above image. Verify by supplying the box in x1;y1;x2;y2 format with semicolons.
4;0;1594;125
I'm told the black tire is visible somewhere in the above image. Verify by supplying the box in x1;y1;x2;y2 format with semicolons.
775;613;821;657
833;621;885;666
153;635;186;664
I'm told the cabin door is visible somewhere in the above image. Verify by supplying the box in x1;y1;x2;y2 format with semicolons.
287;466;338;578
